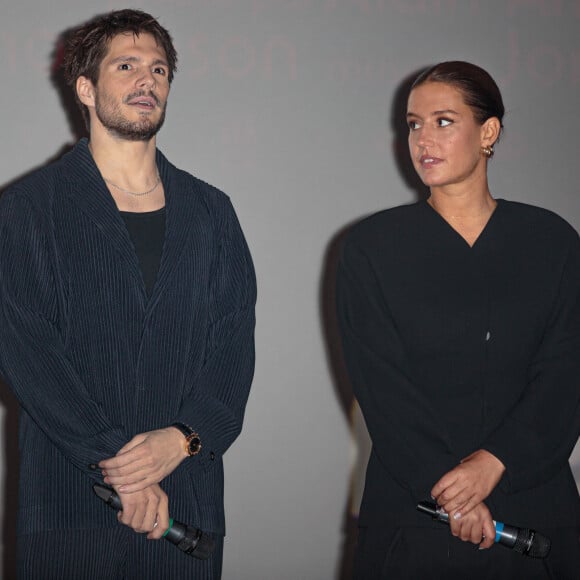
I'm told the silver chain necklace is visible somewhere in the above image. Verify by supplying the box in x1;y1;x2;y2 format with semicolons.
104;174;161;196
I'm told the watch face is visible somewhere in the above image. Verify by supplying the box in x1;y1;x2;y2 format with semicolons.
187;435;201;455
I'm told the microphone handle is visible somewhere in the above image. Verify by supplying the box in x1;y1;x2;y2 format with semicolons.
92;483;215;560
493;520;518;547
417;500;517;543
416;501;550;559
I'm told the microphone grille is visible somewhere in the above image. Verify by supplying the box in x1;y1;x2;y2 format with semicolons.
513;528;551;559
191;533;216;560
526;531;551;559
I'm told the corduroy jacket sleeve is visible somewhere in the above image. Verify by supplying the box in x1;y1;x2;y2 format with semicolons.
337;237;458;502
483;231;580;494
175;196;256;472
0;190;127;477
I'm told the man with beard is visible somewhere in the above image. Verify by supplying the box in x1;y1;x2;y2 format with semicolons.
0;9;256;579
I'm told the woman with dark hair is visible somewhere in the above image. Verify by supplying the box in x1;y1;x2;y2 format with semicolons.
337;61;580;579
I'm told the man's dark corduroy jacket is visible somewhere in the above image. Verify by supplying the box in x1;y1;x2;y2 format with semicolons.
0;139;256;537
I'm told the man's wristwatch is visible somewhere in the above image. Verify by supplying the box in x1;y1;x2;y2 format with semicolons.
171;422;202;456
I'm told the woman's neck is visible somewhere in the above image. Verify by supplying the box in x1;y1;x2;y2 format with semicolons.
427;191;497;221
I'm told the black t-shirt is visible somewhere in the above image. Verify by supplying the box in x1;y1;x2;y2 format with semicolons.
120;207;166;296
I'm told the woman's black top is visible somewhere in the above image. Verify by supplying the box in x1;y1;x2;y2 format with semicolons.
337;199;580;529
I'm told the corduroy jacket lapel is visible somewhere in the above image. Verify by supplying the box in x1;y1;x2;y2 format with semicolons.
61;139;145;294
146;149;205;312
59;139;207;312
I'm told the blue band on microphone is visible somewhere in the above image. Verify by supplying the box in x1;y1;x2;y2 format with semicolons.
494;520;504;543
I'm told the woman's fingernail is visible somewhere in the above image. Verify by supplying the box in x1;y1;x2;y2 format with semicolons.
453;512;462;520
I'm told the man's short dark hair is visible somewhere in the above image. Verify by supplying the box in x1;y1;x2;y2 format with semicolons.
62;9;178;127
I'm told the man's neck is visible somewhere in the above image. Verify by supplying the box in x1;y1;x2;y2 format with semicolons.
88;131;165;213
88;131;158;182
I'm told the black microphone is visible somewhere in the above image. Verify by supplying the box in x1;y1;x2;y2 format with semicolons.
93;483;215;560
417;501;551;559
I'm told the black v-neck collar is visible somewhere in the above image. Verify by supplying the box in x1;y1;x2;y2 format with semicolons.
421;198;503;250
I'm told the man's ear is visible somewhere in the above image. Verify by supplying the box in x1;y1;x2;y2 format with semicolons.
76;76;95;107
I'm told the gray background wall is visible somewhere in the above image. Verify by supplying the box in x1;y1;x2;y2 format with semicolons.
0;1;578;578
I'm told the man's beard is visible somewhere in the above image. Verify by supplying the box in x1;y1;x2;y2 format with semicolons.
94;89;167;141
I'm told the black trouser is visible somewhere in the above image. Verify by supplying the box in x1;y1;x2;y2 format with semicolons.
17;526;224;580
353;525;580;580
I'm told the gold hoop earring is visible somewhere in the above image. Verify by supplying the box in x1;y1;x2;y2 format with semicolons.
481;145;494;159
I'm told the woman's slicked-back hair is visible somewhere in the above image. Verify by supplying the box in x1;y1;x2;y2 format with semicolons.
61;9;178;128
411;61;505;135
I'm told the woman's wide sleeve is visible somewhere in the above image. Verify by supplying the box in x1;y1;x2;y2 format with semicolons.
337;236;457;501
483;233;580;494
